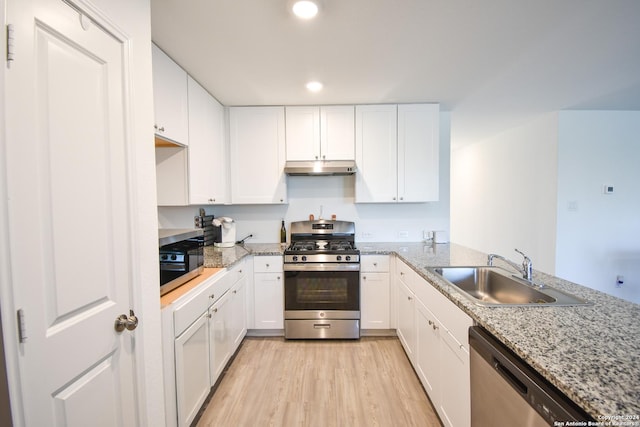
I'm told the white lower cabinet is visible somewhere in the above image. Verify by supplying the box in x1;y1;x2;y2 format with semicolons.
360;255;391;330
395;257;472;427
208;291;231;385
252;256;284;330
174;312;210;427
163;260;248;427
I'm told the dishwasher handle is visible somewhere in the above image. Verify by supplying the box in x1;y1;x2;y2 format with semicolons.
493;357;528;396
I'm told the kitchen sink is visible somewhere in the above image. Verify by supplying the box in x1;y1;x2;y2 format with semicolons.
429;266;591;306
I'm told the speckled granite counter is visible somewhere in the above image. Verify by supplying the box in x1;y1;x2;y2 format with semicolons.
203;243;284;268
361;242;640;420
203;241;639;419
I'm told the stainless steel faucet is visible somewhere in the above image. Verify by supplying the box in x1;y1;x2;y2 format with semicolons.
487;248;533;282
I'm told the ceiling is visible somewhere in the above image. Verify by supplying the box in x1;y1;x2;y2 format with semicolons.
150;0;640;146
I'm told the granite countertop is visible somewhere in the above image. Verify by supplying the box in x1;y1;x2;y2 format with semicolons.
361;242;640;421
204;241;640;419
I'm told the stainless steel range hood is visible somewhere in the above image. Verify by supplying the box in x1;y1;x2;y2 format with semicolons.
284;160;356;176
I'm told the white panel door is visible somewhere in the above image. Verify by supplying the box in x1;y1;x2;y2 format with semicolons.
5;0;138;425
187;76;228;204
355;105;398;203
229;107;287;204
253;273;284;329
397;103;440;202
360;273;390;329
175;313;211;427
285;106;320;161
320;105;355;160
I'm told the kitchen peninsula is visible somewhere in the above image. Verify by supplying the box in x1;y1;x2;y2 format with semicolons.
189;241;640;421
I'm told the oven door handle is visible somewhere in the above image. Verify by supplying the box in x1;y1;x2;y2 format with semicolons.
283;263;360;272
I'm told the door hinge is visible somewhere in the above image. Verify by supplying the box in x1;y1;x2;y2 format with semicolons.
17;309;27;343
6;24;15;65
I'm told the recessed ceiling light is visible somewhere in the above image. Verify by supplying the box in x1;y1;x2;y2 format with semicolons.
292;1;319;19
306;81;323;92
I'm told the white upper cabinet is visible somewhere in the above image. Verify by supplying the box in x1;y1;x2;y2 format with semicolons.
355;104;398;203
187;76;228;204
229;106;287;204
355;103;439;203
152;44;189;146
286;106;355;161
397;103;439;202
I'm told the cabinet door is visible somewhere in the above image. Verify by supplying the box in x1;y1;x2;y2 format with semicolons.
397;104;439;202
397;279;416;362
229;275;248;353
285;106;320;161
175;313;210;427
254;272;284;329
187;76;228;204
229;107;287;204
152;44;188;145
209;292;231;385
355;105;398;203
361;272;390;329
439;331;470;427
415;300;440;408
320;106;355;160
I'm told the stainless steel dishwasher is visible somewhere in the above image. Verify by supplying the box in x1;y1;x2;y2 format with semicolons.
469;326;593;426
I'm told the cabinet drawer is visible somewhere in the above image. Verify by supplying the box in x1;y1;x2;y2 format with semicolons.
174;270;234;337
253;255;283;273
228;259;247;282
361;255;390;272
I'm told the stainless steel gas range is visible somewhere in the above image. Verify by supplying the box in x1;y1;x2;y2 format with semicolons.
283;220;360;339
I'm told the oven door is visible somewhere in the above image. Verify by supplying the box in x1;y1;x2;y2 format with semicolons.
284;265;360;317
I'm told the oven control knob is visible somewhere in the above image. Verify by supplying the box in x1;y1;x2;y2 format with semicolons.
292;255;298;262
336;255;342;261
161;254;167;260
171;254;177;261
346;255;351;261
301;256;307;262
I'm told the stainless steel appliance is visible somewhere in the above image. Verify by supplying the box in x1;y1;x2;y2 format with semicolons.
469;326;592;426
284;219;360;339
159;228;204;295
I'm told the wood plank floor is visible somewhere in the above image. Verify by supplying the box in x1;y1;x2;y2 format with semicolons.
196;337;442;427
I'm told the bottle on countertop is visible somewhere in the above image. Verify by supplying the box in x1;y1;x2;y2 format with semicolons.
280;220;286;244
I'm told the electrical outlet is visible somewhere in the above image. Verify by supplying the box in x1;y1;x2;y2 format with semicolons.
362;232;373;238
398;231;409;238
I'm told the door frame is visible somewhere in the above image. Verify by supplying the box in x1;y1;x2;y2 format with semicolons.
0;0;165;425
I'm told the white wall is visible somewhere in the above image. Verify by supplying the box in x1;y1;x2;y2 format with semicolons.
158;113;451;244
450;113;559;274
556;111;640;303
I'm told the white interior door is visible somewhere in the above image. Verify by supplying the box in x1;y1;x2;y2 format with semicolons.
5;0;139;425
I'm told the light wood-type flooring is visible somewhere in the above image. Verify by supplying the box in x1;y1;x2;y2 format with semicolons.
196;337;442;427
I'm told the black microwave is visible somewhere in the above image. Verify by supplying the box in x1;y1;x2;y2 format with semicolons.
159;229;204;295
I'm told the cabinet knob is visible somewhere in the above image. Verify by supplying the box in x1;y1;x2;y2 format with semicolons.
373;262;378;267
363;276;367;280
432;323;438;330
233;290;237;294
277;276;281;280
209;294;215;299
213;308;218;313
158;126;165;132
266;264;270;268
208;198;214;203
393;197;396;201
280;199;284;203
315;155;319;160
206;313;212;319
428;320;433;326
400;197;404;201
154;124;158;130
407;296;412;301
239;269;243;273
